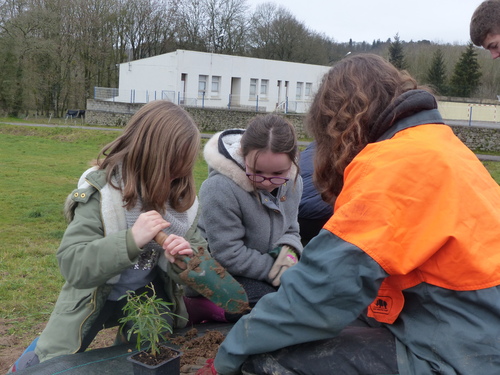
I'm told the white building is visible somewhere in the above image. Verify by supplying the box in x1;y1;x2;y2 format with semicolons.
98;49;331;114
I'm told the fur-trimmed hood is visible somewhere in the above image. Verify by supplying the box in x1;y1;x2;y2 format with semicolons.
204;129;298;193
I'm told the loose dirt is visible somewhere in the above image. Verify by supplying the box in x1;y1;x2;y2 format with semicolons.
0;319;225;375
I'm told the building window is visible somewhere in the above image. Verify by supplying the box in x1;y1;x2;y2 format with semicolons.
260;79;269;96
198;75;208;97
296;82;303;100
211;76;220;95
250;78;258;98
305;82;312;98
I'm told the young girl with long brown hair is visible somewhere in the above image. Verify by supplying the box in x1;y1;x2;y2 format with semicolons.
11;100;205;372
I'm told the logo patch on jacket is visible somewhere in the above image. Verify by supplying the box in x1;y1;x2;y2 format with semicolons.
367;286;405;324
371;297;391;313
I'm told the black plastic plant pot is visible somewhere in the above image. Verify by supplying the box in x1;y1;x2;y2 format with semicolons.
127;346;182;375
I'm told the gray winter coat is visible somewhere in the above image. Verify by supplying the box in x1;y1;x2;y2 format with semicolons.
198;129;303;283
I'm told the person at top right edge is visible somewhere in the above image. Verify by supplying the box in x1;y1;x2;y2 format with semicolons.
198;53;500;375
471;0;500;58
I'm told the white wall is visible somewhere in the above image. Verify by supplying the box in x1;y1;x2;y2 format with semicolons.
117;54;178;103
116;50;331;113
438;102;499;123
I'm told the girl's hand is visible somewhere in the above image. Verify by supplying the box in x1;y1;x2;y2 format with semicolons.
161;234;194;264
131;210;170;248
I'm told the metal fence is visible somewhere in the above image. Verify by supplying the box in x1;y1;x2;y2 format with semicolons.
437;101;500;125
93;87;176;104
93;87;500;121
93;87;312;114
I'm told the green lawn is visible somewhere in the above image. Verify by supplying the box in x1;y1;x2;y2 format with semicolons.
482;160;500;181
0;125;117;333
1;122;499;337
0;124;208;335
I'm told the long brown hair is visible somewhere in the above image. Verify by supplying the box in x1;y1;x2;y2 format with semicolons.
97;100;200;213
306;53;418;202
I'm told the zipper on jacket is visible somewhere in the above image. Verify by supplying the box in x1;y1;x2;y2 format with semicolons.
74;290;98;354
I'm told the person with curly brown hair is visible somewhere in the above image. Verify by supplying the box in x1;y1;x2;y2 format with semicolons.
203;54;500;375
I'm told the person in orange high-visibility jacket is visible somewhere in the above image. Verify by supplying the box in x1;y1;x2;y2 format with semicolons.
206;54;500;375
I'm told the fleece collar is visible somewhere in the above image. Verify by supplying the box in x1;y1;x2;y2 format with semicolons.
369;90;442;143
204;129;298;193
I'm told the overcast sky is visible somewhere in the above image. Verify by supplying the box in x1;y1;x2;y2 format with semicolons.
246;0;484;45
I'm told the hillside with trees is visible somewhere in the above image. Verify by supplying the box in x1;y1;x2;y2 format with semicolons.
0;0;496;117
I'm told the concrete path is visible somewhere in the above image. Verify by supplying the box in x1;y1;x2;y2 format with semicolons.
476;154;500;161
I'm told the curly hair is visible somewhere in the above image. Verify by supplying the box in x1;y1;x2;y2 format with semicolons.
97;100;200;213
470;0;500;46
306;54;418;202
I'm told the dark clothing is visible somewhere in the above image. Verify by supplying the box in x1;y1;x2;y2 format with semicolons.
233;276;277;306
242;326;398;375
78;277;172;352
298;217;330;246
298;142;333;245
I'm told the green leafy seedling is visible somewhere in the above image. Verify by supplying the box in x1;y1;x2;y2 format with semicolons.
118;284;181;357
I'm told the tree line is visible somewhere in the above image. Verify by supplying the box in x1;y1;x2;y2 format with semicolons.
388;34;483;99
0;0;496;118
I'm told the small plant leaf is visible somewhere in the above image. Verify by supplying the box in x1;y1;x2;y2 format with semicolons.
118;283;183;356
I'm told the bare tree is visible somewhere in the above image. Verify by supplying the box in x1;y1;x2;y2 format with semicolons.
145;0;178;56
248;2;327;64
173;0;207;51
248;2;280;58
117;0;174;60
204;0;248;54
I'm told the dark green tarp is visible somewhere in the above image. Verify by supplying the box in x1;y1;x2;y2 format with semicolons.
14;323;234;375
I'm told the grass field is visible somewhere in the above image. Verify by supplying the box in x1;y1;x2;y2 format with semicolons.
1;120;500;338
0;123;208;337
1;125;116;332
481;160;500;181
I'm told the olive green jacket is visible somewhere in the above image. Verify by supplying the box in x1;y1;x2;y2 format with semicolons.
35;168;206;362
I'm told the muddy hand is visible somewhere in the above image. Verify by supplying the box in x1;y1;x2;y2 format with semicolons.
154;232;190;270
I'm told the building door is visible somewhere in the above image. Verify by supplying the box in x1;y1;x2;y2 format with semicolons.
277;80;282;108
230;77;241;107
181;73;187;104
